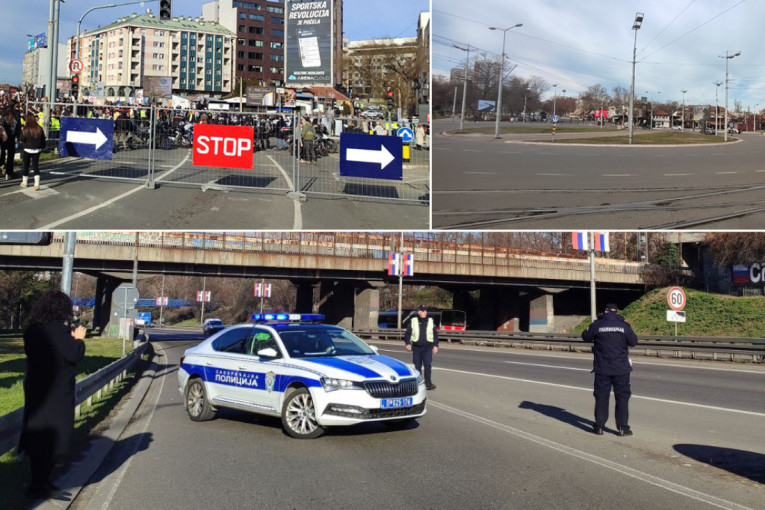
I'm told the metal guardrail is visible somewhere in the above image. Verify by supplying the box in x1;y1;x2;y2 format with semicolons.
0;343;148;457
354;329;765;362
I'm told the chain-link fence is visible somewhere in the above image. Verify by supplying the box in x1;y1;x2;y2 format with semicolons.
23;102;430;204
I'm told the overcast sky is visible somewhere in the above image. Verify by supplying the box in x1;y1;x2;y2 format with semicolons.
434;0;765;109
0;0;427;85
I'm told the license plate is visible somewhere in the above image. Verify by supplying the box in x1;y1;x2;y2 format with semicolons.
381;397;413;409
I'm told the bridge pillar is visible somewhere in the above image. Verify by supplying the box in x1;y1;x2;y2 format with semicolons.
294;281;316;313
93;275;121;334
353;282;385;330
319;281;355;329
529;294;555;333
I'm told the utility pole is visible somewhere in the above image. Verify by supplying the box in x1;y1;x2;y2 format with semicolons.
397;232;404;330
454;44;470;130
589;232;597;321
629;13;644;144
721;50;741;142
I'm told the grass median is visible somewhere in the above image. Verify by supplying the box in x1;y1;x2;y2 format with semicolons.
450;126;610;135
539;132;730;144
0;332;144;509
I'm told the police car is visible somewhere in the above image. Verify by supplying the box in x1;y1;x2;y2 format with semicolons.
178;314;427;439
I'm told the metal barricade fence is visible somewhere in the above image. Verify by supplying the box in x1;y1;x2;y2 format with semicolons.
149;108;297;192
27;101;153;184
294;114;430;202
22;102;430;205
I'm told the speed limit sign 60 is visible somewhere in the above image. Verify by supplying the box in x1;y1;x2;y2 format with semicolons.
667;287;686;311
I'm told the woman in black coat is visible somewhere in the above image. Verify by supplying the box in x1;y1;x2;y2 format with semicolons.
1;107;21;179
19;291;87;499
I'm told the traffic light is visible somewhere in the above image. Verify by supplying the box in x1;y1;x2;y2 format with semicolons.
387;88;394;110
159;0;172;20
71;75;79;99
0;232;53;245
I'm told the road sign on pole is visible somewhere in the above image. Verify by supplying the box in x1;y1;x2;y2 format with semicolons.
340;132;403;180
396;127;414;142
666;310;686;322
69;59;83;74
667;287;686;311
59;117;114;159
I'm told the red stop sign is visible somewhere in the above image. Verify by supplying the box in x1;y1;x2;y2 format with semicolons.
193;124;254;170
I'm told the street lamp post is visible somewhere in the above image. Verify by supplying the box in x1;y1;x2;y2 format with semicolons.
489;24;522;139
453;44;470;131
629;12;644;144
720;50;741;142
681;89;687;131
552;83;557;118
755;104;759;132
714;81;722;134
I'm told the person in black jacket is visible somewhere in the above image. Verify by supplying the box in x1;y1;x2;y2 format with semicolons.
19;113;47;190
581;303;638;436
1;107;22;179
19;291;87;499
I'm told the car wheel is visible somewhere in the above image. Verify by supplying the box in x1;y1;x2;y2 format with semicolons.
185;378;216;421
281;387;325;439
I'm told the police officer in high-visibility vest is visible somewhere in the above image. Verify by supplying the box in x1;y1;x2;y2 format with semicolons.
404;305;439;390
582;303;638;436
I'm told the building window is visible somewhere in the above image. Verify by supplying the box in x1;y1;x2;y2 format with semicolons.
266;6;283;13
248;14;264;21
237;50;244;58
271;17;283;25
269;66;282;74
270;54;283;62
271;29;284;37
270;41;282;49
248;26;264;34
239;25;246;32
248;65;263;72
237;64;244;71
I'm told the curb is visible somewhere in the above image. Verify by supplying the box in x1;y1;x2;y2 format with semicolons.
33;346;161;510
508;138;745;148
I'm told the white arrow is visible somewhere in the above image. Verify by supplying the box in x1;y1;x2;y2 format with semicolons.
347;145;395;170
66;128;108;150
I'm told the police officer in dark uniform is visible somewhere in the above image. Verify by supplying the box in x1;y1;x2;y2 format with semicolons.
404;305;439;390
582;303;638;436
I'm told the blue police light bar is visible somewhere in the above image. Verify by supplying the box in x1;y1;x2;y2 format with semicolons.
252;313;325;322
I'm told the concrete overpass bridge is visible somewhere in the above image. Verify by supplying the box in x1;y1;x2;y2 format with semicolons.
0;232;646;332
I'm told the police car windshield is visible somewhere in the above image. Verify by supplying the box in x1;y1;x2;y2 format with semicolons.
278;327;374;358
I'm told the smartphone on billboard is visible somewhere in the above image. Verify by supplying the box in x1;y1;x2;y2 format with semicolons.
298;28;321;68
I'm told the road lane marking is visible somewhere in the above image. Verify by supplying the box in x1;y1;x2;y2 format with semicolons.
429;401;754;510
465;172;496;175
504;361;589;372
716;172;738;175
99;351;168;510
433;367;765;417
664;173;692;176
463;149;481;152
40;152;191;229
602;174;635;177
537;173;571;176
267;155;302;230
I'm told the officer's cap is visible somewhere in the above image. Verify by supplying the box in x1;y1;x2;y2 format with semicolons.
604;303;619;313
417;305;428;311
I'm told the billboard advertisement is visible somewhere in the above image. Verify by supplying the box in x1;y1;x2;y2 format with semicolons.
285;0;333;85
28;33;47;51
477;100;496;113
143;76;172;99
246;86;276;106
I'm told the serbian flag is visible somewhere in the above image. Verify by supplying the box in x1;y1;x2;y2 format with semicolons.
403;253;414;276
254;283;272;298
388;253;400;276
593;232;610;252
196;291;211;302
155;297;168;306
572;232;589;250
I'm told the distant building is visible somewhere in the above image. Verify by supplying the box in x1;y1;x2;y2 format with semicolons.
69;10;235;101
22;43;68;97
416;11;430;109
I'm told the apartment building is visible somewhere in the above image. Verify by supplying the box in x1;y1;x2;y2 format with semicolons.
70;10;235;100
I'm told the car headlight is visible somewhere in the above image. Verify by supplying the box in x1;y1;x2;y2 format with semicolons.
416;372;423;385
321;377;364;392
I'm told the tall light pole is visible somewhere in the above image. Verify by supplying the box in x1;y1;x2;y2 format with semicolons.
720;50;741;142
714;81;722;134
755;104;759;132
454;44;470;130
561;89;566;116
681;89;687;131
489;24;522;139
629;12;644;144
552;83;557;118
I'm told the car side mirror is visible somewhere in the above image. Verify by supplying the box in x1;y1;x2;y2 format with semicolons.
369;345;379;354
258;347;279;359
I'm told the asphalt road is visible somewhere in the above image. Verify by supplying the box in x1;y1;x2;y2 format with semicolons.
0;147;429;230
71;333;765;510
432;119;765;229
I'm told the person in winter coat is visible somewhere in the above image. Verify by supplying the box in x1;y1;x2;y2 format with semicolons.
19;291;87;499
1;108;22;179
581;303;638;436
19;114;47;190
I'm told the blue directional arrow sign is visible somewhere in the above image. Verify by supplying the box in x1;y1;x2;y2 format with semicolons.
397;127;414;142
59;117;113;160
340;133;402;180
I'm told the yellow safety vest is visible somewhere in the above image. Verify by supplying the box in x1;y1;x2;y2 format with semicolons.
410;317;435;343
51;117;60;131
